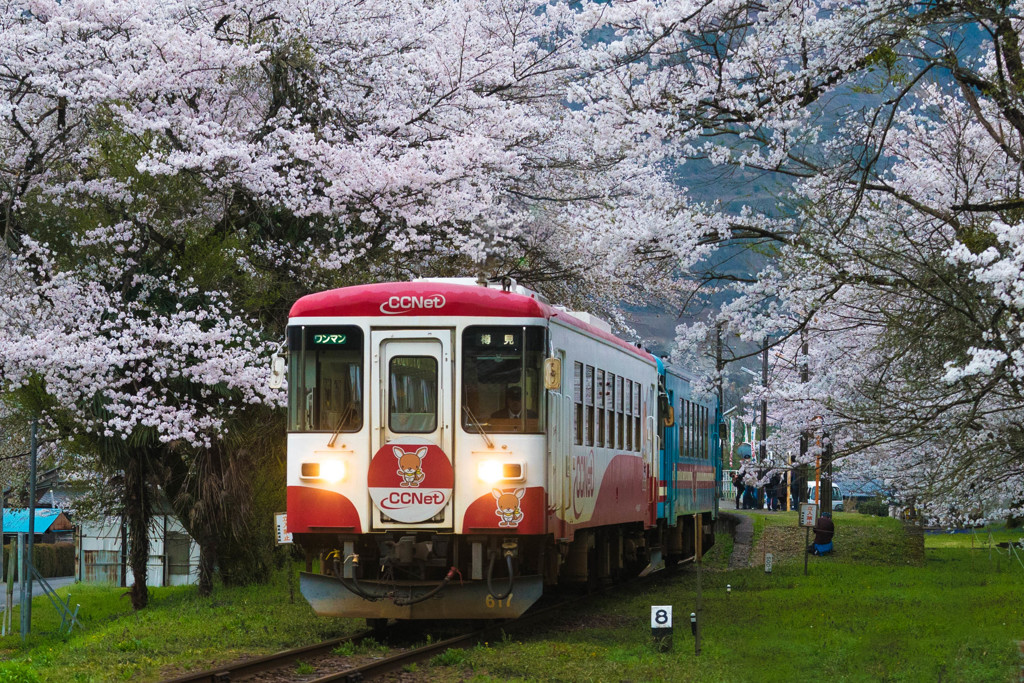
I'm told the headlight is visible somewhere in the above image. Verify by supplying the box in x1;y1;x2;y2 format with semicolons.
478;461;503;483
478;461;524;483
320;460;346;483
300;460;346;483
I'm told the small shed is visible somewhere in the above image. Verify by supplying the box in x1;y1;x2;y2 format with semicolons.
75;515;199;587
3;508;74;545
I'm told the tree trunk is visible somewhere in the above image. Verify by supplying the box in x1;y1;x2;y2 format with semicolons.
124;453;152;610
198;540;217;597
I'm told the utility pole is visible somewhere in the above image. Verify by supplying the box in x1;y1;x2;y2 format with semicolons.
759;342;768;463
716;322;725;477
716;323;725;410
22;419;37;639
822;432;833;511
796;329;809;512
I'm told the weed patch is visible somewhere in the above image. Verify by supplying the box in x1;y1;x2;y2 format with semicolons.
0;663;40;683
430;648;468;667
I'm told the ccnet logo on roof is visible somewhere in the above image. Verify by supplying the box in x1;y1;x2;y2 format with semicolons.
379;293;446;315
368;438;453;523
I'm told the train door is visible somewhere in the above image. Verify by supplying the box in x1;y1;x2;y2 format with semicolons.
368;329;454;530
547;347;571;540
645;382;658;527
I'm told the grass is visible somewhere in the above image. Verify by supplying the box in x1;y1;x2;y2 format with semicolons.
0;513;1019;682
0;568;357;681
432;512;1022;682
924;525;1024;550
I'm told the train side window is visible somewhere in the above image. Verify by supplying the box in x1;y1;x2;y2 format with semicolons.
688;401;694;458
698;406;704;458
616;375;625;449
701;406;706;457
389;356;437;433
595;369;605;448
287;325;363;433
691;402;698;458
688;401;696;458
681;400;687;458
700;405;708;458
684;400;690;458
574;361;583;446
589;366;598;446
606;373;615;448
633;382;642;451
624;379;633;451
675;401;684;458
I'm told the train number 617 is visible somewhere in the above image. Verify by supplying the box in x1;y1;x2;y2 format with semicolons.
486;594;513;608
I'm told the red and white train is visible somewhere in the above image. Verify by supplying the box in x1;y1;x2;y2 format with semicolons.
282;277;721;622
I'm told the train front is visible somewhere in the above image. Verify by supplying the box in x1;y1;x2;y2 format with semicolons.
284;281;551;621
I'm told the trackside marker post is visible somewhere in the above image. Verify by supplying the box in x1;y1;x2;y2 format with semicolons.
651;605;672;652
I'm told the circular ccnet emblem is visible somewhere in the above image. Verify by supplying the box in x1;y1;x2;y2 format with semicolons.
368;437;453;523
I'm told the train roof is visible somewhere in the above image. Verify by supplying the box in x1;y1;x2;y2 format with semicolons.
289;281;547;319
289;280;656;362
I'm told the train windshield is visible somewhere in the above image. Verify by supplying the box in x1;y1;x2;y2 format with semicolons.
288;326;363;433
462;325;545;434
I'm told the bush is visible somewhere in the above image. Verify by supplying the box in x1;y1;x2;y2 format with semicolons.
1;543;75;580
856;495;890;517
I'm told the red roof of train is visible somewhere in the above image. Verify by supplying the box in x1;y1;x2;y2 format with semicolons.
290;282;547;319
289;282;655;361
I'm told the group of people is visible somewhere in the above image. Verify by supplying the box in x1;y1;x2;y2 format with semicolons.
731;455;835;556
731;456;789;511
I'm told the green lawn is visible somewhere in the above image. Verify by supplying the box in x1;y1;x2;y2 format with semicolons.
435;513;1022;682
0;569;358;682
0;515;1020;682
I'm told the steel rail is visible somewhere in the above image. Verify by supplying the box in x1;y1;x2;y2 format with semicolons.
307;593;590;682
161;631;371;683
307;630;482;682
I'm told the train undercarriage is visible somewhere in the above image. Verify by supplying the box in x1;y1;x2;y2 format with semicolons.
295;512;715;622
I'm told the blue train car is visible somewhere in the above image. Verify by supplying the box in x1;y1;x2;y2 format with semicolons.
656;359;722;561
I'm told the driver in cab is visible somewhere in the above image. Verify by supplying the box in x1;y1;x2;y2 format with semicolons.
491;386;537;420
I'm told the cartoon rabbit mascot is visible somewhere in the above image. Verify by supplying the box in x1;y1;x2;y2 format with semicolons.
394;446;427;487
493;488;525;527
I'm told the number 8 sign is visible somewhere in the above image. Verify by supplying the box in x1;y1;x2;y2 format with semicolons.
651;605;672;628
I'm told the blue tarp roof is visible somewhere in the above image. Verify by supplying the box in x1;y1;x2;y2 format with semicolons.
2;508;65;533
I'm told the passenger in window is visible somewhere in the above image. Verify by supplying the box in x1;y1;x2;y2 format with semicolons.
491;386;537;419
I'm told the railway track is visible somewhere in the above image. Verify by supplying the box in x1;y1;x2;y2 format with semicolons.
162;591;582;682
163;558;700;682
161;631;374;682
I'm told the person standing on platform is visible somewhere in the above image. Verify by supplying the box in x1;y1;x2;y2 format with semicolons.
768;471;783;511
737;456;758;509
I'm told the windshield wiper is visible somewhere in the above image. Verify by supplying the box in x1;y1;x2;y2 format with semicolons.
327;403;358;448
462;405;495;449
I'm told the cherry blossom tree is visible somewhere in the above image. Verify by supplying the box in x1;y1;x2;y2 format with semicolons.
0;0;720;603
588;0;1024;523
